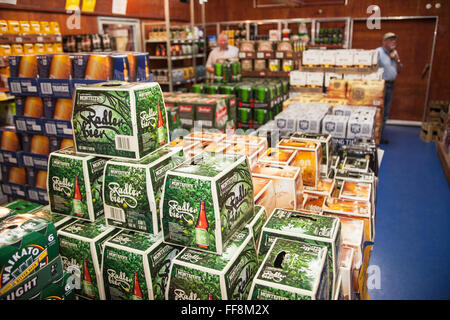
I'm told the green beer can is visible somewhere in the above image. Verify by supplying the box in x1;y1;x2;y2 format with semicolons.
192;84;203;94
239;86;252;102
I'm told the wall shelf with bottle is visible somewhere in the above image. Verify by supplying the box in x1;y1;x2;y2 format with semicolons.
141;0;206;92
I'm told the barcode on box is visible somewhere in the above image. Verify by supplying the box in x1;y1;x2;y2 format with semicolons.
115;135;133;151
23;156;34;167
28;190;38;200
40;82;53;95
45;123;57;135
16;120;26;131
10;82;21;93
2;184;11;194
105;205;126;222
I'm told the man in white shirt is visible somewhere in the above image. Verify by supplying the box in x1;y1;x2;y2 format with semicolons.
377;32;403;144
205;33;239;73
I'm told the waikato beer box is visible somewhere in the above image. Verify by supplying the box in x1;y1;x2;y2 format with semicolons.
47;146;107;221
57;217;119;300
165;229;258;300
251;163;303;210
0;199;43;222
161;152;254;255
249;238;329;300
103;146;185;234
1;255;65;300
0;214;60;298
72;81;169;160
277;138;321;188
258;208;342;299
102;230;181;300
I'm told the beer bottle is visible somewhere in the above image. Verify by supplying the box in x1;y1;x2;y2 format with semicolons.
144;57;150;80
195;201;209;249
132;272;143;300
157;102;166;146
82;258;95;299
73;176;83;217
123;60;129;82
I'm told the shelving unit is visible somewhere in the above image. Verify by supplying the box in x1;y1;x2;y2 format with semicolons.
198;17;351;48
141;0;206;92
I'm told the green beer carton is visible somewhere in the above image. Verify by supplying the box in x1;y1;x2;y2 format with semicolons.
166;229;258;300
30;271;76;300
0;200;44;222
249;238;329;300
102;230;181;300
245;205;267;263
1;255;64;300
194;97;228;130
72;81;169;160
103;146;185;234
0;214;60;298
32;205;76;230
161;152;254;255
47;146;107;222
259;208;341;299
57;217;119;300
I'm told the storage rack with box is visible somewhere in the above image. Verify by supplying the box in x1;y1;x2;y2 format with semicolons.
141;0;207;92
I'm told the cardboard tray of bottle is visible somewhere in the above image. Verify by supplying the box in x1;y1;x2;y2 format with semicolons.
273;51;302;59
299;65;378;74
0;181;26;199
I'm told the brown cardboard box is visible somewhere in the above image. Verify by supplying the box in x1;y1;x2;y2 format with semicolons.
327;79;347;99
347;80;385;107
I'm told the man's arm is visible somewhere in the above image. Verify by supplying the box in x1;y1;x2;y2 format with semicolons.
205;49;215;73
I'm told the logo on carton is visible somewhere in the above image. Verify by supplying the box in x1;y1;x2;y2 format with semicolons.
174;289;201;300
261;269;286;283
78;108;127;140
52;176;74;195
106;269;132;291
224;184;251;225
168;200;196;223
140;109;158;129
299;120;310;130
108;182;141;209
350;123;361;134
325;122;336;132
1;244;48;295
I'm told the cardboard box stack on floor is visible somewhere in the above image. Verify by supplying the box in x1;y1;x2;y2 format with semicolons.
420;100;449;144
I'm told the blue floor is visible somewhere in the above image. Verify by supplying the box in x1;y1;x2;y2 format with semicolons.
367;125;450;300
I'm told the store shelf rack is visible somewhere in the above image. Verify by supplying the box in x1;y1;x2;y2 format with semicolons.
141;0;206;92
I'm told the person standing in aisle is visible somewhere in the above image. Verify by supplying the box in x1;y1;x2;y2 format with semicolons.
377;32;403;144
205;33;239;73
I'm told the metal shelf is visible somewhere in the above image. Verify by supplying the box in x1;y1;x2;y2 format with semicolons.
149;53;205;60
145;39;196;44
141;0;206;92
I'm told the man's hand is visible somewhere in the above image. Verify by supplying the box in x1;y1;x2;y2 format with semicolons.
390;50;400;62
206;66;214;73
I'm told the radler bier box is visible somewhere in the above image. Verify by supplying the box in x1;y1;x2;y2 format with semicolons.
161;152;254;255
102;230;181;300
72;81;169;160
103;146;185;234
